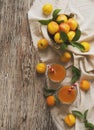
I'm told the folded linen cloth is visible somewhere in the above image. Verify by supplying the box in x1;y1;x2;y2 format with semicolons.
28;0;94;129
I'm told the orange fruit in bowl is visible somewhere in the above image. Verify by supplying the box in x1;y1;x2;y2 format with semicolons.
54;32;63;44
56;14;68;23
80;79;90;91
59;23;70;34
67;18;78;31
42;4;53;15
37;38;49;50
67;31;76;41
64;114;76;127
46;95;56;106
47;21;59;35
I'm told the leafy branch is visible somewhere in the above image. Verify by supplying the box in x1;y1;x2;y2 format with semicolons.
72;29;81;42
43;87;57;97
43;82;60;104
43;81;58;97
71;66;81;83
39;19;52;25
70;41;85;52
52;9;61;19
72;110;94;130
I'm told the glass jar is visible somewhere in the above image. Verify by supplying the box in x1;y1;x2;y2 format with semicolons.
47;64;66;83
57;83;77;105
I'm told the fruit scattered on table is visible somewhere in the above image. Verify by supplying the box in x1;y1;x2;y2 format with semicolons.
60;51;72;63
36;63;46;74
37;38;49;50
64;114;76;127
80;42;90;52
46;95;56;106
47;21;59;35
42;4;53;15
80;79;90;91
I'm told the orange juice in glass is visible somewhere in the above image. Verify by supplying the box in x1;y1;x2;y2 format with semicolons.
47;64;66;83
57;85;77;104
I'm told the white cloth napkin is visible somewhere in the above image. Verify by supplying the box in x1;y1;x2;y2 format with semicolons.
28;0;94;129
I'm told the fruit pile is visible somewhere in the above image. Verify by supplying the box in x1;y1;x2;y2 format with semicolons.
39;6;91;53
48;16;77;42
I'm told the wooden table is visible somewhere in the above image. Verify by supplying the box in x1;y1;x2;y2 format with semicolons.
0;0;57;129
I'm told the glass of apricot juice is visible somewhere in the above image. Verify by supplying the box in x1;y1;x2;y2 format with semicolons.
47;64;66;83
57;84;77;105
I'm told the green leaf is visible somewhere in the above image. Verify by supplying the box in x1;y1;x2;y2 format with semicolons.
43;87;57;97
72;65;81;75
85;122;94;129
72;109;94;130
44;87;57;93
43;91;53;97
71;76;79;84
38;19;52;25
84;109;88;120
60;43;68;51
43;81;57;97
71;66;81;83
60;31;69;42
70;41;85;52
72;29;81;41
54;95;60;104
72;110;83;119
52;9;61;19
56;20;64;24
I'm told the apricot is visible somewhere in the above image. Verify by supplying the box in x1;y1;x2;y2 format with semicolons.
54;32;63;44
67;18;78;31
80;79;90;91
42;4;53;15
60;51;72;62
46;95;56;106
80;42;90;52
67;31;76;41
56;14;68;23
47;21;59;35
36;63;46;74
37;38;48;50
64;114;76;127
59;23;70;33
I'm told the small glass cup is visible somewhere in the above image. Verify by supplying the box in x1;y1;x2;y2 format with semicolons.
57;83;77;105
47;64;66;83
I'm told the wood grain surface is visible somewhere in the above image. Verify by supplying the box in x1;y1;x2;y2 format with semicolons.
0;0;57;130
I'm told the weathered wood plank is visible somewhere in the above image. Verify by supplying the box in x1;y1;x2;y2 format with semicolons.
0;0;57;130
